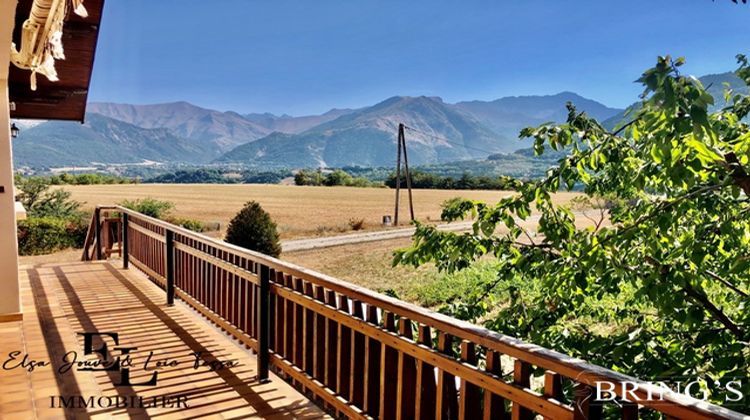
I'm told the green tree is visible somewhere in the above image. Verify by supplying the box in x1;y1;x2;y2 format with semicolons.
225;201;282;257
395;56;750;409
14;175;88;255
324;169;354;186
16;176;83;219
294;169;324;186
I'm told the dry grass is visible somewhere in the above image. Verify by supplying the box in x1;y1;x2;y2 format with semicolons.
282;237;438;302
27;184;592;303
281;213;608;303
21;191;603;306
63;184;581;240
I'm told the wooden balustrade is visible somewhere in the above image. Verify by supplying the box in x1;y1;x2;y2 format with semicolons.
84;206;747;420
81;208;122;261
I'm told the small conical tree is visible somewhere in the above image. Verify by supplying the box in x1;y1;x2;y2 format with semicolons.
225;201;281;257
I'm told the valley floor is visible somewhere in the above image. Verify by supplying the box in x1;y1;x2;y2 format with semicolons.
26;184;600;309
62;183;581;240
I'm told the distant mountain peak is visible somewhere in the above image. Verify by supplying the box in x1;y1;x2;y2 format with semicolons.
88;101;271;152
219;93;514;168
16;89;632;170
13;112;216;168
379;95;444;103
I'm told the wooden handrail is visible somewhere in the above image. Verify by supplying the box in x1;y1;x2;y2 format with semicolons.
81;210;98;261
88;205;748;419
81;208;122;261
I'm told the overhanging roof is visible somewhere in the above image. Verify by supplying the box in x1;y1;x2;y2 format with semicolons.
8;0;105;122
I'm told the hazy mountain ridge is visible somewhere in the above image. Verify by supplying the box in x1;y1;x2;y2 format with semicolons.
218;96;513;167
15;91;632;169
243;108;356;134
88;101;272;152
13;113;215;168
454;91;622;140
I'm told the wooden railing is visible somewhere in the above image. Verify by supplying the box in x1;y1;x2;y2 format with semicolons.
81;207;122;261
85;206;747;420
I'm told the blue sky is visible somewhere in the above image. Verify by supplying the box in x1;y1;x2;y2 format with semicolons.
88;0;750;115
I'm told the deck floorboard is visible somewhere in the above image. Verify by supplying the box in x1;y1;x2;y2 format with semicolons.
0;261;329;419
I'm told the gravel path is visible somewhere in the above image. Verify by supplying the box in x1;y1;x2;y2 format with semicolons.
279;211;593;253
281;221;474;252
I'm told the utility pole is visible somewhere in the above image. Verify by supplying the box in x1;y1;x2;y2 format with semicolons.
393;123;415;226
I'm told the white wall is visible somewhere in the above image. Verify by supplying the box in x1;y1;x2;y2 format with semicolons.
0;0;21;317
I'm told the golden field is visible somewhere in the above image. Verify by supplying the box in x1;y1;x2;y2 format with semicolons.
29;184;595;304
63;183;582;240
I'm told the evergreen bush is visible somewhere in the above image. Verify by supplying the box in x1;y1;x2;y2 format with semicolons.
225;201;281;257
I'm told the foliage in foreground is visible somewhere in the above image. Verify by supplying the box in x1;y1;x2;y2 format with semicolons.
118;197;206;232
119;197;175;219
396;56;750;409
15;176;88;255
225;201;282;258
17;217;87;255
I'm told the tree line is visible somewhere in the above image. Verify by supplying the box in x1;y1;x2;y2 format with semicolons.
294;168;520;190
30;172;136;185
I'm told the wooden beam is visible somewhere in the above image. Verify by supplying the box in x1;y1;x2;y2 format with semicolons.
8;0;105;122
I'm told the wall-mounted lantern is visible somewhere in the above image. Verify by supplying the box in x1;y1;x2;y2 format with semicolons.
10;123;19;139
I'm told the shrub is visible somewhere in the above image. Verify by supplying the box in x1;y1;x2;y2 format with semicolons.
294;169;324;186
15;175;88;255
348;218;365;231
225;201;281;257
315;225;347;235
17;216;88;255
242;171;288;184
179;219;206;233
347;177;378;188
166;217;206;233
323;170;353;186
66;217;89;249
118;198;174;219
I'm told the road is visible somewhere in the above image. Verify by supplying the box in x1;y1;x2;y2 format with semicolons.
280;210;596;253
281;221;474;252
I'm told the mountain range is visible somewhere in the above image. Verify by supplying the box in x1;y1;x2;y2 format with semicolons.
13;114;215;168
87;102;268;153
13;71;743;169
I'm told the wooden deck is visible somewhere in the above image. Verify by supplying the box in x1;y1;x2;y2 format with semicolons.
0;260;329;419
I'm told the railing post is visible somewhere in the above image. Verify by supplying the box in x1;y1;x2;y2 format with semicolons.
165;229;175;306
94;207;102;260
258;264;271;383
121;213;129;269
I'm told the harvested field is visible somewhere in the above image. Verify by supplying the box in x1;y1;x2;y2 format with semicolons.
63;184;581;240
283;237;435;302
